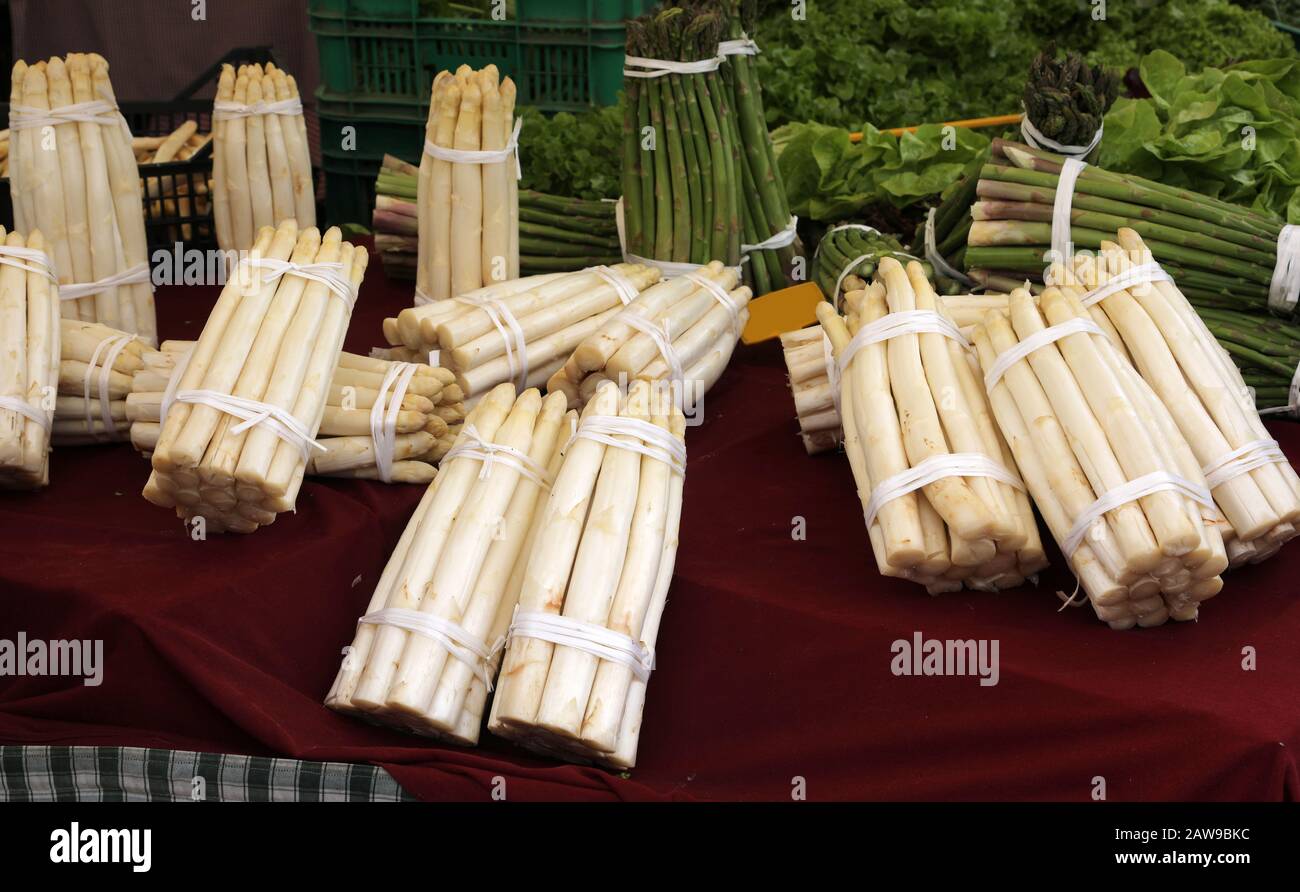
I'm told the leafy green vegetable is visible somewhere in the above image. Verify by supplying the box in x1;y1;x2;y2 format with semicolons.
773;121;990;222
1099;50;1300;222
517;105;623;200
752;0;1295;131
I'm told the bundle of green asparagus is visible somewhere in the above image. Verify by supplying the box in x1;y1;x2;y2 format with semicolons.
1200;308;1300;414
327;384;577;745
0;228;59;489
382;264;661;400
212;62;315;253
1019;45;1119;161
490;379;685;768
130;341;466;483
816;223;955;307
961;139;1296;315
372;154;419;280
9;55;155;342
621;3;797;294
548;260;750;411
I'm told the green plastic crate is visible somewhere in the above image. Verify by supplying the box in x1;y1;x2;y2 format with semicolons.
308;1;650;112
322;146;387;227
318;106;424;225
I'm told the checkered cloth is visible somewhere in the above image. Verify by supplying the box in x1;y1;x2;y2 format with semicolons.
0;746;414;802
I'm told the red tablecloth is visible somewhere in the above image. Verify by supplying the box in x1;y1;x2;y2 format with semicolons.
3;253;1299;802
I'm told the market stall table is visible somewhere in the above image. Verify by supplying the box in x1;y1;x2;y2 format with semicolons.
2;247;1299;801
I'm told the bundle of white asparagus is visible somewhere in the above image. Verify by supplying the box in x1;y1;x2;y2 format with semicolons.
489;380;686;768
972;285;1228;628
212;62;314;253
816;258;1047;594
129;342;464;483
416;64;519;302
9;55;155;342
549;261;751;411
779;326;841;455
142;221;366;533
326;384;576;745
1048;229;1300;567
383;264;661;400
52;318;161;445
0;228;59;489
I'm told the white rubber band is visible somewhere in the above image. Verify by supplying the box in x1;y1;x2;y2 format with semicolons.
413;287;433;307
213;97;304;119
158;346;193;425
1063;471;1215;558
368;362;419;483
982;316;1104;392
864;452;1025;529
742;215;798;253
9;99;119;129
0;246;58;283
617;310;683;387
818;222;923;310
453;293;528;390
241;258;357;310
424;116;523;179
440;422;552;490
924;208;974;286
1051;158;1087;266
838;309;970;375
718;37;760;57
173;389;324;463
623;54;722;78
0;395;50;430
83;334;135;441
1201;438;1289;490
684;270;742;334
1079;261;1173;307
1020;112;1103;160
507;607;654;682
569;414;686;478
587;264;640;305
358;608;500;690
1268;224;1300;314
59;263;151;302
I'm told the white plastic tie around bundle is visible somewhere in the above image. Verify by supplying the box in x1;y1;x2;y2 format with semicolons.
9;99;120;130
587;264;639;305
0;245;58;283
0;396;50;430
837;309;970;375
623;54;722;79
173;389;325;463
453;292;528;390
1062;471;1215;559
59;263;152;302
612;197;743;279
1268;224;1300;314
684;270;742;335
212;97;304;119
1257;357;1300;419
569;413;686;478
1051;158;1088;265
507;607;654;682
616;310;683;388
982;316;1104;392
158;346;194;425
242;258;357;310
822;330;842;422
83;333;136;441
863;453;1025;529
413;287;434;307
358;608;501;689
741;215;798;253
1079;261;1173;308
717;36;761;57
923;208;974;287
424;116;523;179
1020;111;1103;160
368;362;420;483
1201;438;1289;490
439;422;552;490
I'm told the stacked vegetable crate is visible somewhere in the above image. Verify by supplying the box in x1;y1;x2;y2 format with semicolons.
309;0;654;224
